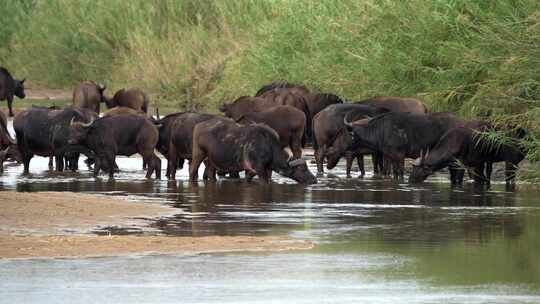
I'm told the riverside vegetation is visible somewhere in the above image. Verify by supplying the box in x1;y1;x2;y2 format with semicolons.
1;0;539;180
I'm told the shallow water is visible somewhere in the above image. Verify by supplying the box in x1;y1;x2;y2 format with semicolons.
1;120;540;303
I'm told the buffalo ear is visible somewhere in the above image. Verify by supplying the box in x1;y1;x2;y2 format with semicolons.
20;78;26;84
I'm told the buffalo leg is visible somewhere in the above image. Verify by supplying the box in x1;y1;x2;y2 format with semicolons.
472;163;486;185
315;146;326;174
55;154;64;172
505;162;517;185
485;161;493;185
48;156;54;170
449;163;465;186
290;132;303;159
7;95;14;117
106;154;116;179
356;154;365;178
189;150;206;182
345;151;354;178
22;156;32;175
202;160;216;181
372;153;380;176
166;143;178;180
93;158;102;177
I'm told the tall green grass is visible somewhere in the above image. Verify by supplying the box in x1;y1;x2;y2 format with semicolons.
1;0;539;176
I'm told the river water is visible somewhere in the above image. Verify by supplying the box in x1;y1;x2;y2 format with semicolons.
0;139;539;303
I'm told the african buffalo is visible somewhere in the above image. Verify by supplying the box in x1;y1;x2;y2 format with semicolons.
14;106;97;174
106;88;149;114
410;127;526;186
324;118;383;178
324;98;429;178
72;81;107;114
312;103;388;174
220;96;280;121
355;96;430;114
166;113;226;180
69;114;161;179
343;112;478;180
0;67;26;117
258;88;309;120
189;118;317;184
236;106;306;158
255;80;310;97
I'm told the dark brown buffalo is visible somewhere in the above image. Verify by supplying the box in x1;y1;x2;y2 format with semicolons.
14;106;97;174
189;118;317;184
312;104;388;174
410;127;526;186
343;112;482;180
69;114;161;179
106;88;149;114
166;113;226;180
72;81;107;114
255;80;310;97
324;98;428;177
355;96;429;114
219;96;277;120
0;67;26;117
304;93;343;121
325;118;383;178
154;112;185;164
236;106;305;158
258;88;309;119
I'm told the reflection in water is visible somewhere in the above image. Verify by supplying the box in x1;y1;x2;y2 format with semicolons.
1;153;539;298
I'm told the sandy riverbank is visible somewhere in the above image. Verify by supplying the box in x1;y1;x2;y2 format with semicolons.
0;191;312;258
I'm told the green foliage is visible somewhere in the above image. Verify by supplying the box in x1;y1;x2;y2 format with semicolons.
1;0;540;177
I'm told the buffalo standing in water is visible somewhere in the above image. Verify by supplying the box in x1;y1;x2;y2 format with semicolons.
236;105;306;159
69;114;161;179
409;126;526;186
189;118;317;184
72;81;107;114
14;106;97;174
0;67;26;117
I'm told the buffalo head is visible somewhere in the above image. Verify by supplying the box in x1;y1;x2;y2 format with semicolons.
409;149;432;183
278;158;317;184
68;117;94;145
326;128;353;170
14;78;26;99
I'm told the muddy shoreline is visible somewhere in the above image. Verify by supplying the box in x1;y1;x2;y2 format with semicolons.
0;191;311;258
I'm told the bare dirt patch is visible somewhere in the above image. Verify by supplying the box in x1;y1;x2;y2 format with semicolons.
0;191;175;235
0;191;312;258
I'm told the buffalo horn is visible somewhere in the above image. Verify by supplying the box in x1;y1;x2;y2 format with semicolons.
343;111;354;128
70;117;94;128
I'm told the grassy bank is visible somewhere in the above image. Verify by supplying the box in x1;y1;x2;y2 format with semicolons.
1;0;539;178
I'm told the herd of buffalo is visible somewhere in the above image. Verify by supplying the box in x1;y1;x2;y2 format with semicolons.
0;67;528;186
